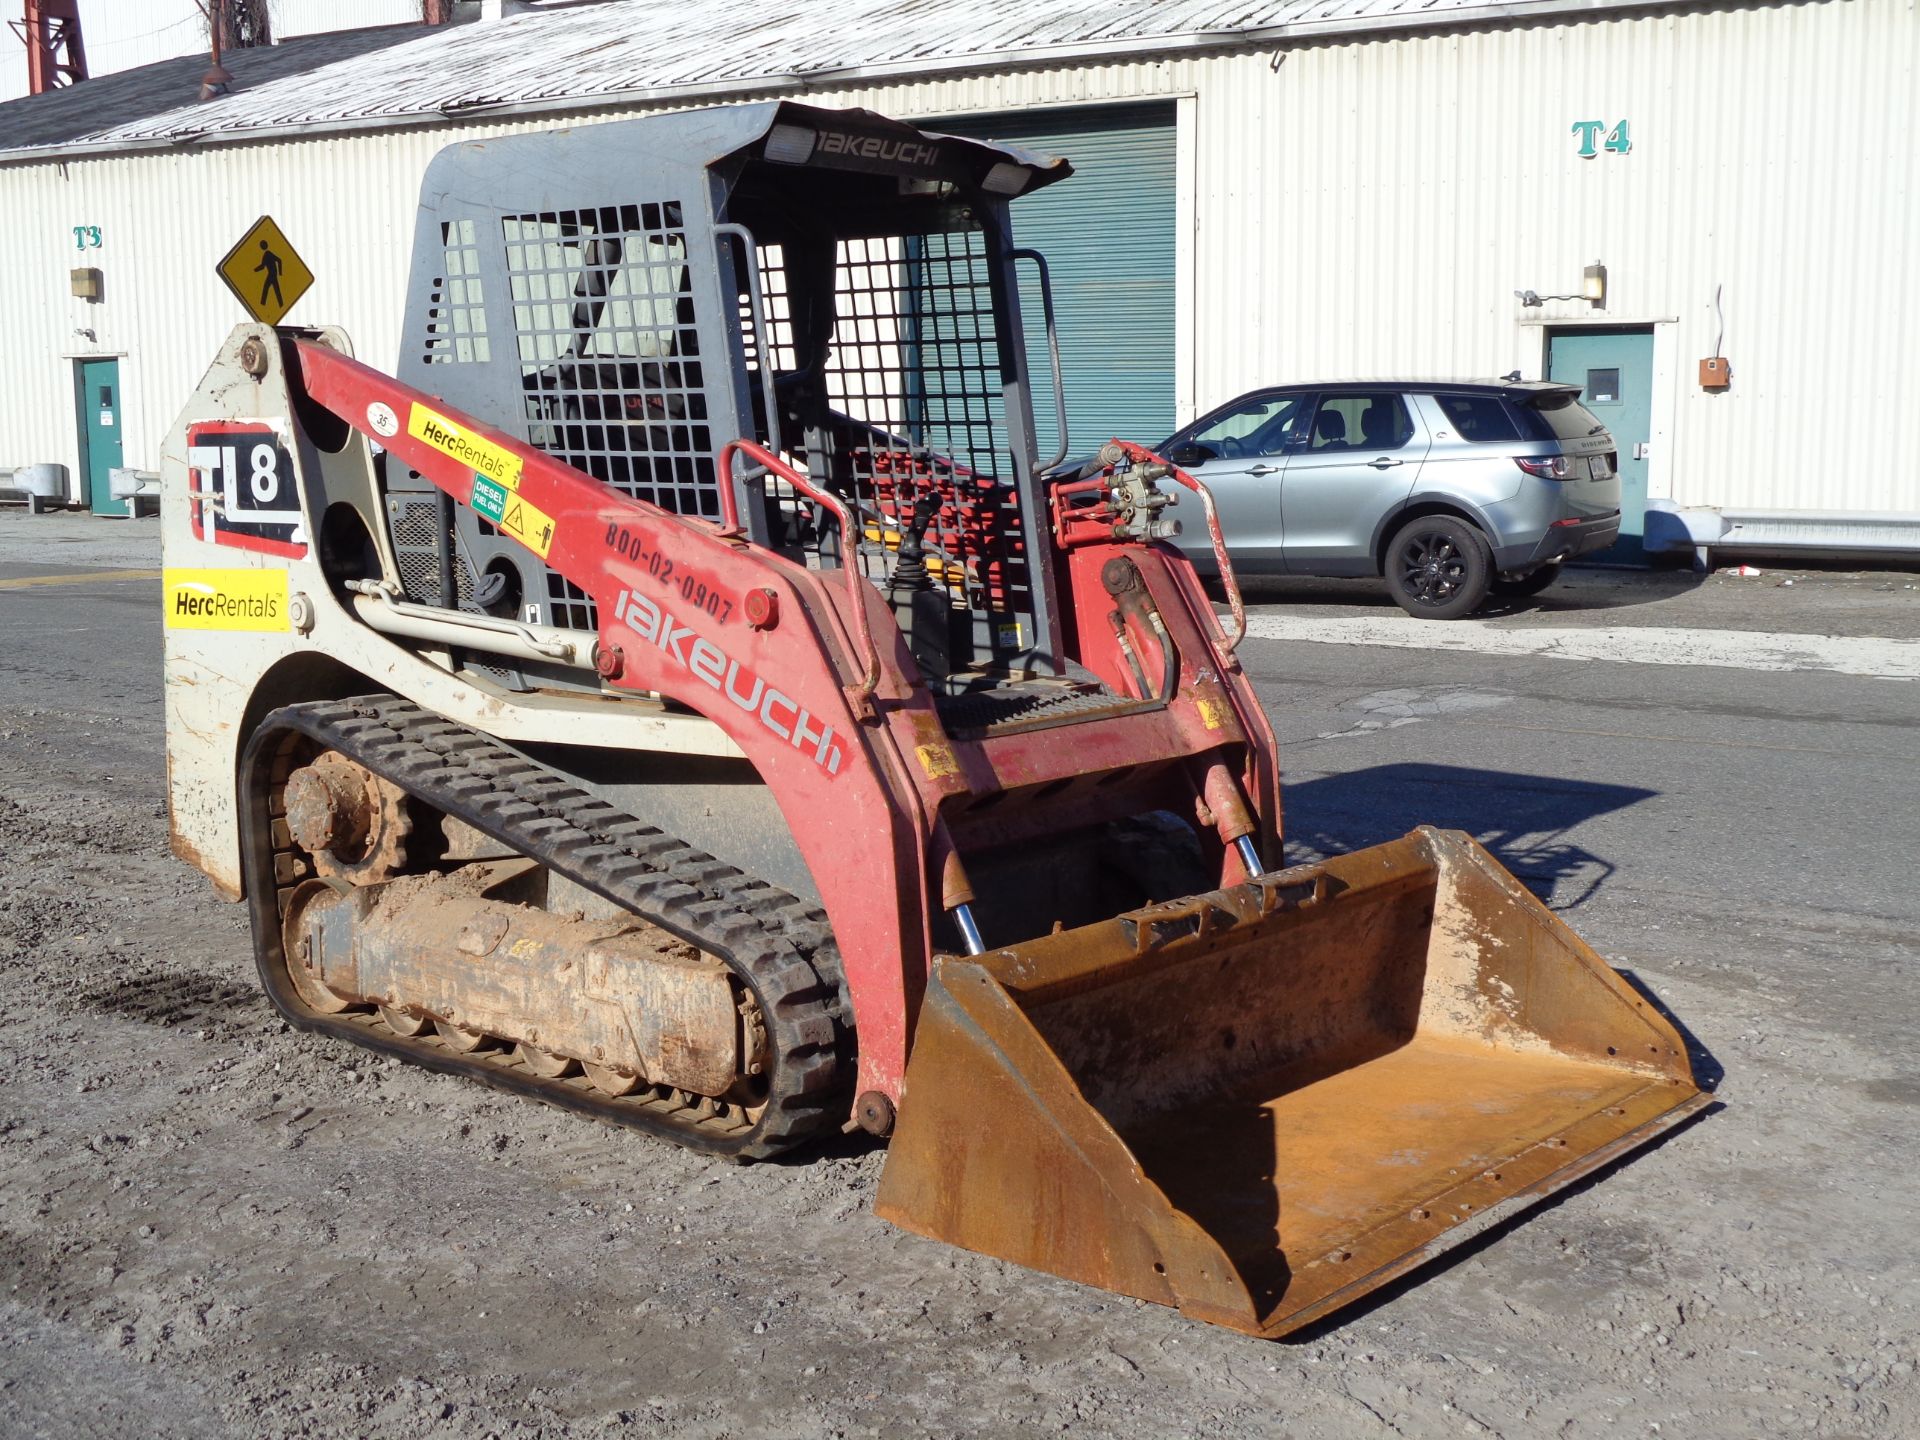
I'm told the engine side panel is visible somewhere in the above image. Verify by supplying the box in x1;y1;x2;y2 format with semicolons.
160;325;741;897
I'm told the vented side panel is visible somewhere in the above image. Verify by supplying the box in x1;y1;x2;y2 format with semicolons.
544;572;597;633
389;492;448;606
386;486;479;612
422;217;492;367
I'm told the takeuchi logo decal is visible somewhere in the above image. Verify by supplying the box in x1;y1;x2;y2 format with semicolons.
613;587;846;778
816;131;940;167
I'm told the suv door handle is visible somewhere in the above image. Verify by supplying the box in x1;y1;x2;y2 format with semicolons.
1367;457;1403;470
1247;463;1281;476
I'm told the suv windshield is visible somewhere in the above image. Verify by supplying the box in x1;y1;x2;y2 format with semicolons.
1517;393;1608;444
1183;392;1310;458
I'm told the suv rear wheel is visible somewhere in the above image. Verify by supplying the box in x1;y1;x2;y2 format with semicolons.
1384;515;1492;620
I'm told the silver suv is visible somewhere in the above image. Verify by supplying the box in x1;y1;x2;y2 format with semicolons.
1159;381;1621;618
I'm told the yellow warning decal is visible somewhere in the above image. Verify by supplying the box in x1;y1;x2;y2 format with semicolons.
407;403;523;490
915;742;961;781
1194;693;1230;731
496;493;556;560
164;567;290;631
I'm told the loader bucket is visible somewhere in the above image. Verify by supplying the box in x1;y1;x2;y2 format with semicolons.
876;827;1707;1339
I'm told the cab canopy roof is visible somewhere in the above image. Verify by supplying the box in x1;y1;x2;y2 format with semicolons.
422;101;1072;202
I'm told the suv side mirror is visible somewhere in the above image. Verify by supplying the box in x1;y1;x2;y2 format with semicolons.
1167;441;1211;467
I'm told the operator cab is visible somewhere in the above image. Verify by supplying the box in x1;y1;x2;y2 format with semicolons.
394;103;1079;700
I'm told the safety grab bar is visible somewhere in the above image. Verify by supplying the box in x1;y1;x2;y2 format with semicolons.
715;438;883;704
1010;248;1069;474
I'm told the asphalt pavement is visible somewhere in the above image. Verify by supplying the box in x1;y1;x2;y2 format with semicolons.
2;510;1917;1439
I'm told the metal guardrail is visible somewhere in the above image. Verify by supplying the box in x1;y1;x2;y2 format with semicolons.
109;467;161;518
0;464;70;514
1644;500;1920;567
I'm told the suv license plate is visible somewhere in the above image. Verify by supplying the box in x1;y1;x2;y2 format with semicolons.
1588;456;1610;479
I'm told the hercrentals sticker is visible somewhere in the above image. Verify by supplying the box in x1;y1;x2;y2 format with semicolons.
164;568;289;631
406;403;523;490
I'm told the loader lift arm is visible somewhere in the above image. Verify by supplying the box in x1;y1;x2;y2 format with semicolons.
291;337;1282;1108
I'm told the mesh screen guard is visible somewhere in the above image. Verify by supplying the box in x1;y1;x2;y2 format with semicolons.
505;203;716;521
748;219;1038;654
394;120;1063;670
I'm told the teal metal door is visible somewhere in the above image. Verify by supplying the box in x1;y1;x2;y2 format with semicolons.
1548;328;1652;559
938;104;1177;461
75;358;127;516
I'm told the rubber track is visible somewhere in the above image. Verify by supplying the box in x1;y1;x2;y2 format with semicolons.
238;694;850;1160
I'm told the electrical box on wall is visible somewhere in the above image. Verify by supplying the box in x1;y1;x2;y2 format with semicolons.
70;266;102;302
1699;357;1730;390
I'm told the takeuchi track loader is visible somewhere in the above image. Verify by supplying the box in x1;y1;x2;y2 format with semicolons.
161;103;1706;1339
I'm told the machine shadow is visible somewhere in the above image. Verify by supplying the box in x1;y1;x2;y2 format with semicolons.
1130;1100;1290;1317
1282;763;1657;911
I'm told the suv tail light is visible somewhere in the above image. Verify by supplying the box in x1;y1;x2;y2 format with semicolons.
1515;455;1575;480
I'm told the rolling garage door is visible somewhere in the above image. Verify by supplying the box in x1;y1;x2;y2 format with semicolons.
940;104;1177;463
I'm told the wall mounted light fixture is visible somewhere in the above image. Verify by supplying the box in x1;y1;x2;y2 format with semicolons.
1516;260;1608;310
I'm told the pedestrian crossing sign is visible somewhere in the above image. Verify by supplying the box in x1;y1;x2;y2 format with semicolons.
216;214;313;325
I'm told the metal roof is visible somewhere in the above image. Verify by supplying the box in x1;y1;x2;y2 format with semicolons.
0;0;1702;164
0;24;431;156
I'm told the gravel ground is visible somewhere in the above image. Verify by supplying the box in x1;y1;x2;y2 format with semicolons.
2;514;1917;1437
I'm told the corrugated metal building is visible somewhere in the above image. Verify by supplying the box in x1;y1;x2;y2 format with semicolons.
3;0;1913;556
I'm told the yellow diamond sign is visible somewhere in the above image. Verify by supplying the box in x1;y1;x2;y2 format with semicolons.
216;214;314;325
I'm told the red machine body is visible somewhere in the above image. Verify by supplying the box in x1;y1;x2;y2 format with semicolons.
296;341;1280;1104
